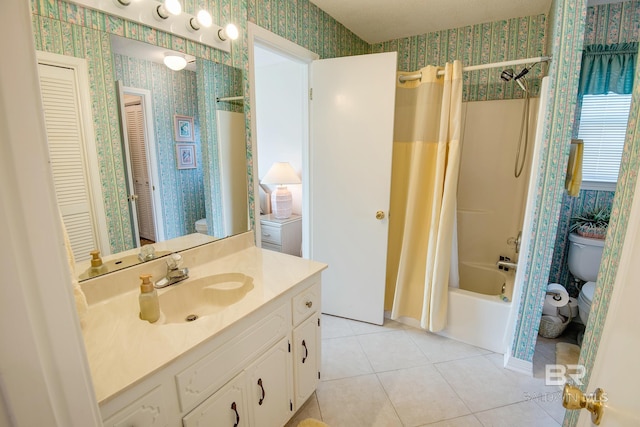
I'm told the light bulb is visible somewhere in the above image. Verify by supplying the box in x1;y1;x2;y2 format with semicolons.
218;23;239;41
225;23;239;40
196;10;212;27
163;53;187;71
164;0;181;16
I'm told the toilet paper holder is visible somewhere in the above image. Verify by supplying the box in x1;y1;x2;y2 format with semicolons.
547;291;564;302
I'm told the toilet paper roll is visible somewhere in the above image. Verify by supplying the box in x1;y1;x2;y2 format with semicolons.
545;283;569;307
559;297;578;318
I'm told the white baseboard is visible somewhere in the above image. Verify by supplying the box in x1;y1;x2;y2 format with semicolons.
504;351;534;376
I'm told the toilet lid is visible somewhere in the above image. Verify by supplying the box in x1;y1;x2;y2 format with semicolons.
582;281;596;302
196;218;207;226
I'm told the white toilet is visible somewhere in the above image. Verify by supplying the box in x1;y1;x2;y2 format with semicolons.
567;233;605;324
195;218;208;234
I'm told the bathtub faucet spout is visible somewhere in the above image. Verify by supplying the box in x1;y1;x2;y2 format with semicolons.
497;260;518;271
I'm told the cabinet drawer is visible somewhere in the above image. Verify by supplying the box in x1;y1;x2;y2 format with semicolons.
102;386;167;427
261;242;282;252
292;282;320;326
175;303;291;412
261;224;281;244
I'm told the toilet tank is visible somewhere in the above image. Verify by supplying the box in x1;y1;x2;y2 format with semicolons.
567;233;605;282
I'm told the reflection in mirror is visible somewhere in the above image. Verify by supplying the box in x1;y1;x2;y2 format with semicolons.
67;35;247;281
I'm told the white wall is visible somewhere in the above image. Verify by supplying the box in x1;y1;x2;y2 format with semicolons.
255;46;306;215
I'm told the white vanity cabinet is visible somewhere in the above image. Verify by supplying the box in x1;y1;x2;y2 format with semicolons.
99;272;322;427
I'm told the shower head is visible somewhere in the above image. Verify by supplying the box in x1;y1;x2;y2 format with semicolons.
500;68;514;81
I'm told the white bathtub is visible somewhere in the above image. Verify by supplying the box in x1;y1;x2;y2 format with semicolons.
436;262;515;353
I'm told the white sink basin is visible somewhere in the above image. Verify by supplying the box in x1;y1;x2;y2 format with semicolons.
158;273;254;324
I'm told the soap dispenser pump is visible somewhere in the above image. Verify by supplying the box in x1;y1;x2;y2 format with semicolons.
139;274;160;323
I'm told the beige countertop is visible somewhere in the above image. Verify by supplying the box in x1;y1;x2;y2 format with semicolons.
79;232;327;405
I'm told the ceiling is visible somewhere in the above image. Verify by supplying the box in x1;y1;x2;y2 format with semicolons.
308;0;625;44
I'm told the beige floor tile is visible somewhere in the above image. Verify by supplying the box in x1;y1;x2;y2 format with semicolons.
435;356;529;412
474;400;561;427
405;329;490;363
531;392;566;424
358;330;430;372
378;364;471;426
286;393;322;427
321;336;373;380
484;353;563;402
419;414;483;426
321;314;355;339
316;374;403;427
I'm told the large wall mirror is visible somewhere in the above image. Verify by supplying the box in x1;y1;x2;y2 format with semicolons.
38;33;249;281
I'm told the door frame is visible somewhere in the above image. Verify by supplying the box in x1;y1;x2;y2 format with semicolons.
117;84;165;244
36;50;111;256
247;22;319;256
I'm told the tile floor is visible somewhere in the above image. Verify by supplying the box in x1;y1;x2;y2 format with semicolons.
286;315;573;427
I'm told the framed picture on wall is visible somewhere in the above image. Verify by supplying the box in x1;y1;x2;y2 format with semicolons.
176;143;196;169
174;114;194;142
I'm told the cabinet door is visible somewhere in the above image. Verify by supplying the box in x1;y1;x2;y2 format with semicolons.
246;337;293;427
293;314;320;409
182;373;247;427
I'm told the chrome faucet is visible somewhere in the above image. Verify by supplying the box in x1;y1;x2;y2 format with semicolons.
154;253;189;288
497;260;518;270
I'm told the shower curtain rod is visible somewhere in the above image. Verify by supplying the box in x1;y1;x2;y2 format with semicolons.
398;56;552;83
216;96;244;102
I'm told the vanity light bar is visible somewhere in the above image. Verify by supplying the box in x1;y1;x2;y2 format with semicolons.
68;0;232;53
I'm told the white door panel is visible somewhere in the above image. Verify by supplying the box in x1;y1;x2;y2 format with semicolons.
310;52;397;325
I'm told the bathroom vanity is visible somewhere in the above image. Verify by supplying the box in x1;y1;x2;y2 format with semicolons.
79;232;326;426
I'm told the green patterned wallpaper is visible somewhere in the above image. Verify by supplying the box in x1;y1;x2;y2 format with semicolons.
113;54;206;240
372;15;548;101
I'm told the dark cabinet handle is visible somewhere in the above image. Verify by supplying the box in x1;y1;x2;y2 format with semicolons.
231;402;240;427
257;378;265;405
302;339;308;363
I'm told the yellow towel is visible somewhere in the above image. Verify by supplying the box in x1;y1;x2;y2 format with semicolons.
565;139;583;197
59;212;88;321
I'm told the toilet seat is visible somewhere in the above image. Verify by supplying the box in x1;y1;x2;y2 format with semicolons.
577;281;596;325
580;281;596;304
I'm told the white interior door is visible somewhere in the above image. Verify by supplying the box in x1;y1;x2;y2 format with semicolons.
575;179;640;426
310;51;397;325
116;82;141;247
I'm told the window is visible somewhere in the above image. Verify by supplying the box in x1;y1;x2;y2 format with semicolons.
577;93;631;190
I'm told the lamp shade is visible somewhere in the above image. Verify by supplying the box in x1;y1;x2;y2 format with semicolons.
261;162;301;185
261;162;300;219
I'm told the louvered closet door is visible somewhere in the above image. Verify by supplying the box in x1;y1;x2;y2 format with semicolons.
38;63;98;262
125;103;155;241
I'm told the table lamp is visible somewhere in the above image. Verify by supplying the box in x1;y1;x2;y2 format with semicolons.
261;162;301;219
